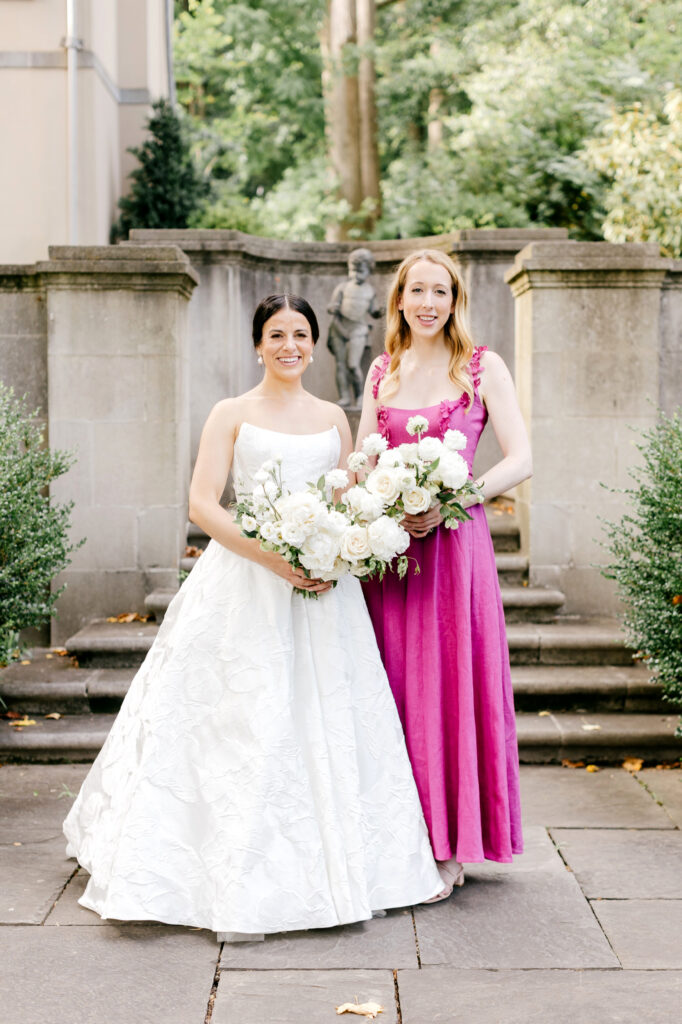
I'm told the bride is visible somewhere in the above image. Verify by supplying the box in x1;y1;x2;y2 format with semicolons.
63;293;442;939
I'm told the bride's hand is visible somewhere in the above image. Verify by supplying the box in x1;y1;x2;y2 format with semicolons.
261;551;333;593
401;506;443;538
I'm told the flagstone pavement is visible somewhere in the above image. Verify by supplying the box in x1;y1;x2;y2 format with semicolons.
1;763;680;1024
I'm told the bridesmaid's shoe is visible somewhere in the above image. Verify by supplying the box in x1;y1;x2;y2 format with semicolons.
423;859;465;904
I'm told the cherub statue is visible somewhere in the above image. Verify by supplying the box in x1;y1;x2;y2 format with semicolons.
327;248;383;408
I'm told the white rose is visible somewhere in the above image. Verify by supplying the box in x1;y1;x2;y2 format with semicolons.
344;486;385;523
339;524;372;563
279;521;308;547
319;556;351;581
367;515;411;561
444;428;467;452
438;452;469;490
260;521;282;544
275;492;326;530
299;530;341;574
398;442;419;465
406;414;430;436
324;468;349;490
365;467;402;506
362;432;389;457
402;485;433;515
240;514;258;533
377;448;404;468
347;451;369;473
417;435;443;462
253;470;270;484
323;509;350;537
396;466;417;490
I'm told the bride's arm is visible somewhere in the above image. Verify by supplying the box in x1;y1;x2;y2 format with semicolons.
188;401;331;592
476;350;532;498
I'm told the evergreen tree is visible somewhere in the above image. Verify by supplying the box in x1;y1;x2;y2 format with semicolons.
111;99;208;242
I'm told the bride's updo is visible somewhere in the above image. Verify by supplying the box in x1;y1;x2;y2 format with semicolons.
252;294;320;346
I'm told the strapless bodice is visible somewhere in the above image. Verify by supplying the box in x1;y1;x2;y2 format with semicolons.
232;423;341;497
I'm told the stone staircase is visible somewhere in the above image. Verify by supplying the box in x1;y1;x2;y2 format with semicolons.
2;501;680;764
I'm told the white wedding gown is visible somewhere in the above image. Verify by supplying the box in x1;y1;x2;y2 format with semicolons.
64;423;441;935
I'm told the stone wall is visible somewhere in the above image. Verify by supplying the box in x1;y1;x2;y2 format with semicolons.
506;242;679;616
129;227;568;477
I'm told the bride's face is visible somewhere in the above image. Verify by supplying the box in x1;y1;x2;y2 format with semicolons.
257;309;315;379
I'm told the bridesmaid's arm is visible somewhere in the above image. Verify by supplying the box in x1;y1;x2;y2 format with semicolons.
476;350;532;499
188;401;331;591
354;357;383;465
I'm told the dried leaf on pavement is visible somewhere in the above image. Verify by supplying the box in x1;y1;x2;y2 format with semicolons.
106;612;150;623
44;712;62;720
585;764;600;772
336;1003;384;1019
622;757;644;772
581;723;602;731
562;760;585;768
184;545;203;558
9;718;36;727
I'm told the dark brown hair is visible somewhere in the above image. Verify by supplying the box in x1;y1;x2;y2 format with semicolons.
252;294;319;347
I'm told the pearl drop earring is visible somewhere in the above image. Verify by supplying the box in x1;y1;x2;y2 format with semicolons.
257;355;263;365
309;355;314;363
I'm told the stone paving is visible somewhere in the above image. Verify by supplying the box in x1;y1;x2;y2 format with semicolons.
1;764;680;1024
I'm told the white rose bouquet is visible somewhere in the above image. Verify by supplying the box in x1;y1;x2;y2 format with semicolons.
351;419;484;532
236;458;414;594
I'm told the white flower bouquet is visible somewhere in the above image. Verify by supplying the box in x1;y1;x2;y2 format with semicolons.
235;458;413;595
350;415;484;532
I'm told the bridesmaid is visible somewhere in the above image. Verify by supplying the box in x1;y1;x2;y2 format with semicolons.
356;249;532;900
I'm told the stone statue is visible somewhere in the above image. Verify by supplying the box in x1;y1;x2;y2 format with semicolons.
327;248;383;408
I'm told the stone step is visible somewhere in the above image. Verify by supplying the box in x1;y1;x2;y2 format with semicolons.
186;521;209;550
515;711;682;765
494;552;528;585
2;710;679;765
144;580;562;626
3;660;667;718
511;665;667;712
64;617;634;669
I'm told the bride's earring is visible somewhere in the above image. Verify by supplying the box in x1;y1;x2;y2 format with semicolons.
257;355;263;365
309;355;314;363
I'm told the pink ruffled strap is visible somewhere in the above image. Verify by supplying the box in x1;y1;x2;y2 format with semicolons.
376;404;390;443
469;345;487;390
371;351;391;399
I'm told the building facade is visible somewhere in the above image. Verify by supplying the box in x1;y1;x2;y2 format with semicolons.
0;0;171;264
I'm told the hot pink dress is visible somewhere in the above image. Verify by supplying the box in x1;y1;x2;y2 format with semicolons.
362;347;523;864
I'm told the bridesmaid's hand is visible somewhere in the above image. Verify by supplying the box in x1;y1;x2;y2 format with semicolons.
401;506;443;538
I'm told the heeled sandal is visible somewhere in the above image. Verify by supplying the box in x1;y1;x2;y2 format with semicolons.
423;860;465;904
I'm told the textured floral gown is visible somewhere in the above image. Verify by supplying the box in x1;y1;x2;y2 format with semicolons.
63;423;441;935
363;347;523;864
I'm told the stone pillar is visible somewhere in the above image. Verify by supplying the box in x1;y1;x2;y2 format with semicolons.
505;241;670;617
660;262;682;415
40;245;198;642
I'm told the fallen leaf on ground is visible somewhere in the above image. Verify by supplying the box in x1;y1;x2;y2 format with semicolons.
44;712;62;720
53;648;69;657
336;1003;384;1019
585;764;600;772
562;759;585;768
20;660;31;666
184;545;203;559
44;654;53;660
9;718;36;728
106;612;150;624
622;757;644;772
13;842;21;847
538;710;551;717
581;723;602;731
3;710;23;720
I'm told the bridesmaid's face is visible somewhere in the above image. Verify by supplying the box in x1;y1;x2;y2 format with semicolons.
257;309;315;379
398;261;455;341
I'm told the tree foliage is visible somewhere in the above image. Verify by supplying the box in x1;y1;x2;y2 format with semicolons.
112;99;208;241
173;0;681;243
0;385;83;666
601;411;682;720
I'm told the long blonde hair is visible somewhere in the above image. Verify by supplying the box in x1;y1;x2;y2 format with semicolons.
379;249;476;409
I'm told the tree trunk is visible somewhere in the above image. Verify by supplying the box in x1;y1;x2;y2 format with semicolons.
357;0;381;229
322;0;362;240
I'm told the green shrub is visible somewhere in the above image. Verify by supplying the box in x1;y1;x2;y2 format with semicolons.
0;384;83;665
601;410;682;720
